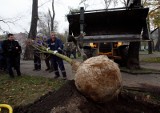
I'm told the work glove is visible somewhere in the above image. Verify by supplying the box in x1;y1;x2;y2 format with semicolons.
58;47;62;50
57;47;63;53
53;50;58;54
46;47;50;51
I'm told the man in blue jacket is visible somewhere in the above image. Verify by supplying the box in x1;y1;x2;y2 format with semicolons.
47;31;67;79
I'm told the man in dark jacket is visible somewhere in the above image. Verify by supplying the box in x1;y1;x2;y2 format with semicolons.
47;32;67;79
2;33;21;78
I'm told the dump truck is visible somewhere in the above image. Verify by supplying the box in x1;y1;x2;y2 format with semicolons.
67;0;149;67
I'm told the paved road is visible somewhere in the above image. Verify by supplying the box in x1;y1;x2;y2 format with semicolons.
20;59;160;88
20;60;74;80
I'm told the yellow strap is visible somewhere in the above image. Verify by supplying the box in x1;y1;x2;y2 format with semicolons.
0;104;13;113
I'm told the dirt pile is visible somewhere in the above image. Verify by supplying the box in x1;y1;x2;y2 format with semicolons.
15;80;160;113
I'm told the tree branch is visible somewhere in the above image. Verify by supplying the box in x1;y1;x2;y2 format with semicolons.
38;0;51;8
119;0;127;7
0;19;12;32
149;6;160;15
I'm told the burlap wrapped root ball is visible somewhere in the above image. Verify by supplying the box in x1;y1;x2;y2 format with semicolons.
75;55;122;102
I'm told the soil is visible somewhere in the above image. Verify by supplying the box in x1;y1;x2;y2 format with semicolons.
14;80;160;113
7;52;160;113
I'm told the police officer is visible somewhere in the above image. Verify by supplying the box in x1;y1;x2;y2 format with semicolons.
42;36;52;71
33;37;41;71
47;31;67;79
2;33;21;78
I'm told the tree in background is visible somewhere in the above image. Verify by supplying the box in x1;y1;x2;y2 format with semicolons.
28;0;38;39
37;0;57;37
143;0;159;28
56;33;66;43
24;0;38;60
143;0;160;51
38;12;58;37
49;0;55;31
80;0;117;9
37;12;49;36
0;16;22;33
24;0;57;59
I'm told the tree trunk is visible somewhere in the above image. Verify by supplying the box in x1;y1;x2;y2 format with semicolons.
23;45;34;60
47;10;51;35
49;0;55;31
155;27;160;51
148;41;153;54
144;17;152;54
24;0;38;60
28;0;38;39
127;42;140;69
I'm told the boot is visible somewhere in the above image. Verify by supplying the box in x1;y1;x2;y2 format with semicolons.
62;71;67;80
54;71;60;79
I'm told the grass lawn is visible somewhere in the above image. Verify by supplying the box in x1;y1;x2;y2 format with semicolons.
0;74;65;107
141;57;160;63
120;67;160;74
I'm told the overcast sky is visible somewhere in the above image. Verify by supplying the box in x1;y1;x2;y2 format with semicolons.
0;0;123;35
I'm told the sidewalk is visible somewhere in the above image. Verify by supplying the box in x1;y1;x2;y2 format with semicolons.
140;62;160;70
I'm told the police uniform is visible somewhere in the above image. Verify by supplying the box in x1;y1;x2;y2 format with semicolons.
33;39;41;71
42;36;51;71
47;37;66;79
33;49;41;70
2;39;21;78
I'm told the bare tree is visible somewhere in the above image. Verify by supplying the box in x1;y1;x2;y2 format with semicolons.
49;0;55;31
80;0;117;9
47;9;51;35
24;0;38;60
0;16;22;33
28;0;38;39
38;11;58;36
103;0;117;9
119;0;128;7
38;12;50;36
